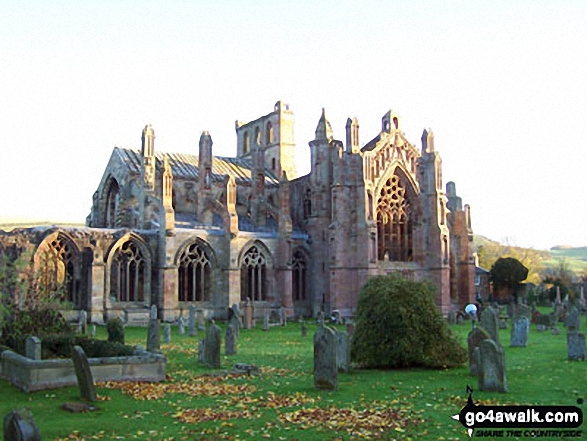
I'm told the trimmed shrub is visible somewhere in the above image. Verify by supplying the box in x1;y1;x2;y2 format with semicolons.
42;336;135;359
106;317;125;344
351;274;466;369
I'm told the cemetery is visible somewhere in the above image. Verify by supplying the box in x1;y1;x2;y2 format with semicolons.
0;279;584;440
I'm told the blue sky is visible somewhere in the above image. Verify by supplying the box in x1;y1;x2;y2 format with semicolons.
1;1;586;250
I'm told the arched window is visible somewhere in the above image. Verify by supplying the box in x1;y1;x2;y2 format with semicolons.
376;175;413;262
266;122;273;144
178;242;212;302
255;127;261;146
243;132;250;154
105;179;120;228
292;251;307;301
241;246;267;301
110;240;146;302
35;235;79;306
271;157;276;170
303;189;312;218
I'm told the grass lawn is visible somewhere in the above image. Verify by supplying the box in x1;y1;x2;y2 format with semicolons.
0;320;585;440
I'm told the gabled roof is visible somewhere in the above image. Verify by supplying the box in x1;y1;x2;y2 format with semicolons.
113;148;279;185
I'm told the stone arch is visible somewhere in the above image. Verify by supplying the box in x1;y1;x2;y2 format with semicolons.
238;240;274;302
102;176;120;228
266;121;274;145
105;233;152;305
174;238;215;303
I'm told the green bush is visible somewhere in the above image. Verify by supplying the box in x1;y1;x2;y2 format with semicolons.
106;317;125;344
351;274;466;369
42;335;135;359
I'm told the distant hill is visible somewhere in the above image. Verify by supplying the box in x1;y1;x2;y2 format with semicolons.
0;219;86;231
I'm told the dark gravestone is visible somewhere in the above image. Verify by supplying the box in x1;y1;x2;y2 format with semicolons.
25;337;41;361
147;318;161;352
467;327;491;376
478;339;508;393
3;409;41;441
479;307;500;345
567;333;586;361
71;345;97;402
225;323;237;356
203;321;221;368
510;316;530;347
313;321;338;390
335;331;350;373
228;307;241;338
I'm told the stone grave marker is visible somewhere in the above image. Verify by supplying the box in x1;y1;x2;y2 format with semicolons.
336;331;350;373
228;306;241;337
25;336;41;361
71;345;97;402
225;323;237;356
147;318;161;352
467;327;491;376
90;324;96;338
480;306;500;345
565;307;581;333
567;333;585;361
231;303;243;327
243;298;252;330
280;307;287;326
188;305;197;337
263;314;269;331
313;318;338;390
150;304;158;320
478;339;508;393
78;310;88;335
164;323;171;344
3;409;41;441
178;316;186;335
510;316;529;347
196;308;206;331
203;321;221;368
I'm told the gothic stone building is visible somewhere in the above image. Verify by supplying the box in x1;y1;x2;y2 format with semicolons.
0;102;476;324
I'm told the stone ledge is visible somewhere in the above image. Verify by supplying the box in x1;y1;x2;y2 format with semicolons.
1;350;166;392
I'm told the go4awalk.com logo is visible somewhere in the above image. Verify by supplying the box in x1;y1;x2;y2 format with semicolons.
451;386;584;439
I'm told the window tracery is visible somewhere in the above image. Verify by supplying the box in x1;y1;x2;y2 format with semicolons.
240;246;267;301
36;235;78;305
110;240;146;302
178;243;211;302
292;251;307;301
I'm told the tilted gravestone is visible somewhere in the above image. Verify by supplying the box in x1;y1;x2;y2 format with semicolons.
25;337;41;361
313;318;338;390
3;409;41;441
567;333;586;361
479;307;500;345
335;331;350;373
467;327;491;376
225;323;237;356
203;321;221;368
147;318;161;352
163;323;171;344
188;305;197;337
477;339;508;393
510;316;530;347
71;345;97;402
178;316;186;335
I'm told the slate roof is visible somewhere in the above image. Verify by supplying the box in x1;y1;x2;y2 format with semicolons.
113;148;279;185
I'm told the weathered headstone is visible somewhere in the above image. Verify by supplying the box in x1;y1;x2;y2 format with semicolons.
480;307;500;345
263;314;269;331
90;323;96;338
203;321;221;368
477;339;508;393
499;318;508;330
225;323;237;356
178;316;186;335
78;310;88;335
467;327;491;376
3;409;41;441
565;307;581;333
567;333;586;361
510;316;530;347
313;319;338;390
335;331;350;373
196;308;206;331
163;323;171;344
149;304;158;320
71;345;97;402
25;336;41;361
188;305;197;337
228;306;241;337
147;318;161;352
243;298;252;330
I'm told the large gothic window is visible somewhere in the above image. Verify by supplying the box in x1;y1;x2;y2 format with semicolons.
36;235;79;306
178;243;212;302
241;246;267;301
110;240;146;302
376;175;413;261
105;179;120;228
292;251;307;301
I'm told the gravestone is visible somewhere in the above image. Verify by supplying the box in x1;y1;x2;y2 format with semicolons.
263;314;269;331
280;307;287;326
243;298;252;330
188;306;197;337
225;323;237;356
90;324;96;338
178;316;186;335
163;323;171;344
480;307;500;345
313;319;338;390
301;320;307;337
335;331;350;373
510;316;529;347
477;339;508;393
228;306;241;337
203;321;221;368
147;318;161;352
149;304;158;320
196;308;206;331
3;409;41;441
232;363;259;376
514;304;530;319
71;345;97;402
567;333;585;361
25;336;41;361
467;327;491;376
499;318;508;330
78;310;88;335
565;307;581;333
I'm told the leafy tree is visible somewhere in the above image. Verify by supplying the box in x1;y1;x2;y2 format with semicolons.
490;257;528;301
350;274;466;369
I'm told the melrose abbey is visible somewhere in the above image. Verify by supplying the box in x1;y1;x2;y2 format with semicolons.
0;102;476;324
